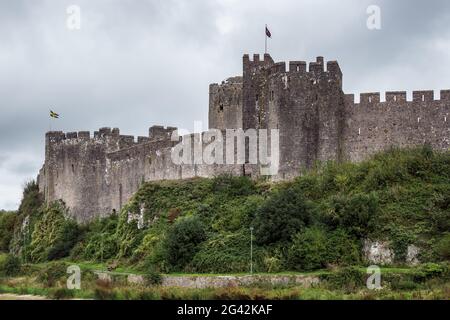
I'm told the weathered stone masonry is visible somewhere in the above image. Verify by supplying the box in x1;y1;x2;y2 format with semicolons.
38;54;450;222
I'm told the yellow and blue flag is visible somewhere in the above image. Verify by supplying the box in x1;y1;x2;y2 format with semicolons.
50;110;60;119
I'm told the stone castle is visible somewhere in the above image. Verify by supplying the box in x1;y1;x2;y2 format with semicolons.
38;54;450;222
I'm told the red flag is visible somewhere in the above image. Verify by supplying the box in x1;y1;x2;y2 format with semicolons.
265;25;271;38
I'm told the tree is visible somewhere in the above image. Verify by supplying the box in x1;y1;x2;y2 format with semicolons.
253;188;311;245
288;227;328;271
164;216;206;271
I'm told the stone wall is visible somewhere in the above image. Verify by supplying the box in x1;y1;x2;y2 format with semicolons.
39;128;244;222
344;91;450;162
123;274;320;288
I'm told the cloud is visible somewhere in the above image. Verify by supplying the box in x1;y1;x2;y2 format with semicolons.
0;0;449;209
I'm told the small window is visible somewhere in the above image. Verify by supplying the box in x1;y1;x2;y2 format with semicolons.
71;164;75;173
219;104;224;112
255;94;259;101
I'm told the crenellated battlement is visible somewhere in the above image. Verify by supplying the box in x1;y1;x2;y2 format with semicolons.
260;56;342;80
149;125;178;141
46;125;174;151
349;90;450;104
243;53;274;67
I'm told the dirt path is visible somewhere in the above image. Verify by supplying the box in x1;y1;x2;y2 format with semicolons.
0;294;47;300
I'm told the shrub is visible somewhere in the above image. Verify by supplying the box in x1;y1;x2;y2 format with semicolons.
412;262;449;282
326;229;361;266
434;234;450;261
288;227;328;271
145;270;163;286
9;180;44;257
0;211;17;252
0;254;21;277
322;266;365;291
254;188;311;245
323;192;379;238
211;175;256;197
164;216;207;271
37;261;68;287
191;230;261;273
47;220;81;260
28;202;80;262
390;228;414;263
78;215;119;261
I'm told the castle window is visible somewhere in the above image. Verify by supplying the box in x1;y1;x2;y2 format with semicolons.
296;66;300;72
71;164;75;173
270;91;274;101
422;95;425;102
255;94;259;101
219;104;224;112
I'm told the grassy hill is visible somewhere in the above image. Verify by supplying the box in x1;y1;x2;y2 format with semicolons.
2;146;450;274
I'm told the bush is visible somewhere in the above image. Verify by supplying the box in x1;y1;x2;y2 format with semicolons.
323;193;379;238
0;254;21;277
211;175;256;197
412;262;449;282
288;227;328;271
191;230;261;273
29;202;80;262
37;261;68;287
76;215;118;261
47;220;81;260
322;266;365;291
254;188;311;245
434;234;450;261
164;216;207;271
326;229;361;266
0;211;17;252
145;270;163;286
9;181;44;257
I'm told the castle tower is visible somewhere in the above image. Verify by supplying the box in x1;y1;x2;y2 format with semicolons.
209;77;243;130
240;54;346;178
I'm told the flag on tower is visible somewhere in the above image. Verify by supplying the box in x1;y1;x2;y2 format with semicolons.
50;110;60;119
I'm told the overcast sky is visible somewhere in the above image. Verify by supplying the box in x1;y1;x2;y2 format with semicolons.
0;0;449;210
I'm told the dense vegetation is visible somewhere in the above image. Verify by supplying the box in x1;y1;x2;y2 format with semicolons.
1;147;449;276
0;252;448;300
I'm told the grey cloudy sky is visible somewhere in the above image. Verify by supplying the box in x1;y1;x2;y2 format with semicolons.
0;0;449;210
